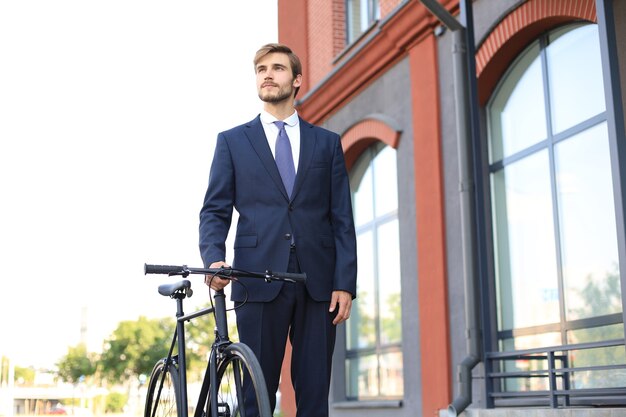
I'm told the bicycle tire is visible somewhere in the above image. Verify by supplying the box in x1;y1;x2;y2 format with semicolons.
209;343;271;417
145;359;180;417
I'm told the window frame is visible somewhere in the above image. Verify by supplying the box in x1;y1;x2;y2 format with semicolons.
343;141;404;402
345;0;380;45
483;22;625;407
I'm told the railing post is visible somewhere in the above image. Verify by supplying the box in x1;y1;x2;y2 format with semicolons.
547;351;557;408
561;353;570;407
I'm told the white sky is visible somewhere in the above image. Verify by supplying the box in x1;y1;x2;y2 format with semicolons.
0;1;277;369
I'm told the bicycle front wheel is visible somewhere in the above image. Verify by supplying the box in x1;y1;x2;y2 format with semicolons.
145;359;180;417
210;343;271;417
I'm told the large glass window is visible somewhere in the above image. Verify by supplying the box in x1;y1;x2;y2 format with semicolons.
487;23;624;390
346;0;380;44
346;141;403;400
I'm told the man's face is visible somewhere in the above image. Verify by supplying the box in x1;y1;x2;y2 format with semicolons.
256;52;302;103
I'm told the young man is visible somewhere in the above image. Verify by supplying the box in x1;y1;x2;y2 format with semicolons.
199;43;357;417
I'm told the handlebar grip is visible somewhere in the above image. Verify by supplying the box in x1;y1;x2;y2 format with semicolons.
144;264;184;275
280;272;307;284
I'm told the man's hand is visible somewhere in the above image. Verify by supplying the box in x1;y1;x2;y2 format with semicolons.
329;290;353;325
205;261;231;291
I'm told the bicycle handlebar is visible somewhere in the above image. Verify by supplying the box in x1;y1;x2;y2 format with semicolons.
144;263;307;284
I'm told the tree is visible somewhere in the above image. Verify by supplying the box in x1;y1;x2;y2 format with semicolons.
2;357;36;386
14;366;36;385
99;316;175;383
184;303;218;381
57;344;97;385
570;266;625;388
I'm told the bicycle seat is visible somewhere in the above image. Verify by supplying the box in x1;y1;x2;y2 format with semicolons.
158;279;192;297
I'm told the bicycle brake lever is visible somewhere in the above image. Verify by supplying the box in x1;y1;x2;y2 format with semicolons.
166;265;190;278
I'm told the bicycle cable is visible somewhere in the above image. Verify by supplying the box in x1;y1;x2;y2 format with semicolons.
205;267;250;319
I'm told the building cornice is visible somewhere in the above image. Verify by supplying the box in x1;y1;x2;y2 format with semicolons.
297;0;458;124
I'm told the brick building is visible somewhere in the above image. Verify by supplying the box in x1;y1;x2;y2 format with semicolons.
276;0;626;416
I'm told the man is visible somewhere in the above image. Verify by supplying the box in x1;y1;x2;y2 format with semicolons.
199;43;357;417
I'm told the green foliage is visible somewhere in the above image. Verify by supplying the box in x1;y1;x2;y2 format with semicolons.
184;305;216;381
569;266;626;388
379;292;402;344
575;266;622;318
0;357;7;385
99;316;175;382
97;302;222;384
1;357;36;386
56;344;97;384
14;366;36;385
105;391;127;413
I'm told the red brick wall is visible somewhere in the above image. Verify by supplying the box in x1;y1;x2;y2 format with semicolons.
333;0;346;56
307;1;336;89
282;0;405;97
278;0;310;95
380;0;402;18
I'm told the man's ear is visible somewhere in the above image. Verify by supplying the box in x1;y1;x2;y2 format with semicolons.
293;74;302;88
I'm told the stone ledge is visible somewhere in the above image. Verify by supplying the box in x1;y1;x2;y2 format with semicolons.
438;408;626;417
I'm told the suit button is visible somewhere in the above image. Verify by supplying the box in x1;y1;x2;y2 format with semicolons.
284;233;292;240
289;204;294;211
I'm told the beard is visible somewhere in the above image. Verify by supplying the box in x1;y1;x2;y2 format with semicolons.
258;85;294;103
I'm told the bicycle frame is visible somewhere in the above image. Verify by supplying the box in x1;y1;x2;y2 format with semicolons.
154;291;223;417
190;290;232;417
144;264;306;417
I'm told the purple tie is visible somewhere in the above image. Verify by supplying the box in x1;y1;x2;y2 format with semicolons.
274;121;296;197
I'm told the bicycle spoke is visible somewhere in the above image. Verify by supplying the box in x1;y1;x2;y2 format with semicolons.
145;362;180;417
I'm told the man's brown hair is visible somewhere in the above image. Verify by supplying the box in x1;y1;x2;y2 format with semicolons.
254;43;302;97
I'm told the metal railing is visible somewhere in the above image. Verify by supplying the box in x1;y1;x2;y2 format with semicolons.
486;339;626;408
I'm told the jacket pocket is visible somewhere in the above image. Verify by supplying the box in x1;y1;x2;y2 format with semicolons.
310;161;329;169
234;234;257;248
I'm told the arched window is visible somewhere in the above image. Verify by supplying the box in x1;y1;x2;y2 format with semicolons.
346;141;403;399
487;23;624;389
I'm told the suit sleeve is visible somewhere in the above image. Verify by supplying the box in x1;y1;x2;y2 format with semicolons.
329;134;358;298
199;133;235;267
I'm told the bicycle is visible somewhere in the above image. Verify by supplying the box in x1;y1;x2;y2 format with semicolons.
143;263;306;417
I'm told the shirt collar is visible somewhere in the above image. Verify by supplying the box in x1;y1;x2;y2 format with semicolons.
260;109;299;127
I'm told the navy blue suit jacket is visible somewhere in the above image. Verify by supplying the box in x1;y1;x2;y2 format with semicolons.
199;115;357;303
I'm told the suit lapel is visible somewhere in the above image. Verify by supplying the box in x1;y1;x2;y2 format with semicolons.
244;116;290;200
291;117;316;201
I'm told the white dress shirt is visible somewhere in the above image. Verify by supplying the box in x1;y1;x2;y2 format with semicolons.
260;110;300;172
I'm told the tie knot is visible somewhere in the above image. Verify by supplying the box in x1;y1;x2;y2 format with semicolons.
274;121;286;131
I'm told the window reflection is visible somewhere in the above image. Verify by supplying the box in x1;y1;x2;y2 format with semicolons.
499;333;561;391
374;146;398;217
351;155;374;227
377;219;401;345
348;231;376;350
347;141;403;400
547;24;606;134
489;42;547;161
492;151;560;330
554;122;621;319
487;23;621;382
346;0;380;44
567;325;626;389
